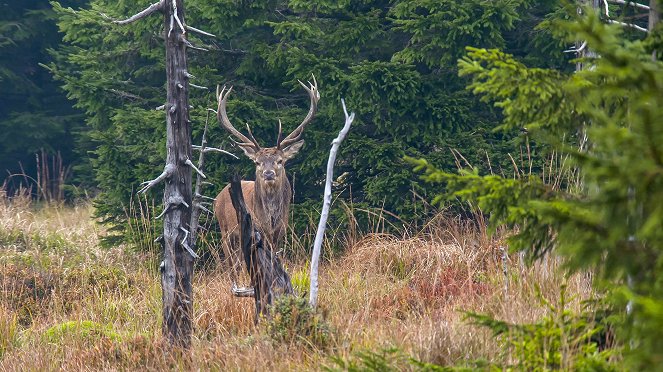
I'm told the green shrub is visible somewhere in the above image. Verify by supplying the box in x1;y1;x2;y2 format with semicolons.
290;267;310;296
266;295;333;349
465;285;618;371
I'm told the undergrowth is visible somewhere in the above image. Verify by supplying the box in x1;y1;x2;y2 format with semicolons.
0;190;607;370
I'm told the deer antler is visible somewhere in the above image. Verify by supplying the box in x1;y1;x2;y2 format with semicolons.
277;74;320;149
216;85;261;150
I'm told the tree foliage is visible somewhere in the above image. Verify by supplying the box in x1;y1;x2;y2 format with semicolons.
0;0;87;190
410;6;663;368
44;0;568;241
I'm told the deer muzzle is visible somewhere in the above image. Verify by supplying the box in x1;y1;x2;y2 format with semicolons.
263;170;276;181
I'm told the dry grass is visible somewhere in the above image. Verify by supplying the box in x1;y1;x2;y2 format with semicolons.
0;189;595;371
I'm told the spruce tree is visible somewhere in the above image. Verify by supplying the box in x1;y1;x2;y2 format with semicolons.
49;0;568;242
410;5;663;367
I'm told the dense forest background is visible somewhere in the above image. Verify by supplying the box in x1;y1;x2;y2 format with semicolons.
1;0;570;241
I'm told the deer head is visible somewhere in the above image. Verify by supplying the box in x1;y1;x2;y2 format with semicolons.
216;76;320;191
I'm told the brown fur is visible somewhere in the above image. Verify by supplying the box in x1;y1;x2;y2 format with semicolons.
214;146;299;286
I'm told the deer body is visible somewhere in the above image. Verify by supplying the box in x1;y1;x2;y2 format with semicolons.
214;173;291;264
214;77;319;291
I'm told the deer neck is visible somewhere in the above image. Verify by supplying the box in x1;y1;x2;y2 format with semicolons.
253;175;291;245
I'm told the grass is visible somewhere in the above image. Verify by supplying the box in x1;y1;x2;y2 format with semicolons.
0;189;596;370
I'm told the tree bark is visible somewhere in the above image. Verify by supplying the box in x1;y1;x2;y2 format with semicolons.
650;0;660;31
161;0;194;348
229;175;293;322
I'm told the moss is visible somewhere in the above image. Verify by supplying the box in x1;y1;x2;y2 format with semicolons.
43;320;121;343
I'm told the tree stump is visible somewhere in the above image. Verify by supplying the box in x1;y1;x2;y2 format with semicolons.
228;175;294;321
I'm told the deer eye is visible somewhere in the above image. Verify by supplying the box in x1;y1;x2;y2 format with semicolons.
277;159;283;165
254;161;260;166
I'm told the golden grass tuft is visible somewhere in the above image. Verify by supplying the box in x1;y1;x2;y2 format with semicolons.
0;191;596;370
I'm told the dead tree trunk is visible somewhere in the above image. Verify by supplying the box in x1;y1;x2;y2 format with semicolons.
160;0;195;348
650;0;660;31
116;0;214;348
228;175;293;321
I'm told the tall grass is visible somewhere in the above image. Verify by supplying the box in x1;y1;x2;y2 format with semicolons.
0;185;596;370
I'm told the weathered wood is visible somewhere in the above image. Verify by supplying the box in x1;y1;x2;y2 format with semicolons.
161;0;194;348
650;0;660;32
309;99;354;308
228;175;294;322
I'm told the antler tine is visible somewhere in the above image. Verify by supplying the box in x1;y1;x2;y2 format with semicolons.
276;119;283;147
278;74;320;149
216;84;261;150
244;122;261;149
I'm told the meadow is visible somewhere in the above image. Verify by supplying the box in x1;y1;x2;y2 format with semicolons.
0;189;595;370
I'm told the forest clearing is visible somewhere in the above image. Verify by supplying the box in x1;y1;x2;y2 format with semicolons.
0;192;594;370
2;0;663;370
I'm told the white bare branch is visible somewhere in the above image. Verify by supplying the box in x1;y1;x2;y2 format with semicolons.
190;83;209;90
114;0;164;25
195;193;216;201
185;158;207;179
309;98;354;308
192;145;239;158
194;202;213;215
608;0;650;11
564;41;588;54
608;19;649;32
179;227;200;259
181;36;209;51
138;163;175;194
186;25;216;38
171;0;186;34
155;104;165;111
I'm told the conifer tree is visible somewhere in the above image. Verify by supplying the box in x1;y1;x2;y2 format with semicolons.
410;4;663;367
49;1;568;242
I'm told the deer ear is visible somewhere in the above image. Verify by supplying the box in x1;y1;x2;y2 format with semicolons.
238;144;258;160
282;140;304;161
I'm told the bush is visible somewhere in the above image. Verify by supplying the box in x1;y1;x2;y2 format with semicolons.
465;285;618;371
266;295;333;349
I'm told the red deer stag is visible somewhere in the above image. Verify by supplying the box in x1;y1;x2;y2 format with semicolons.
214;77;319;293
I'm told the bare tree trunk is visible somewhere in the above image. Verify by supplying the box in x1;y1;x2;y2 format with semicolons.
309;99;354;308
650;0;660;31
116;0;220;348
161;0;194;348
651;0;661;60
228;175;293;322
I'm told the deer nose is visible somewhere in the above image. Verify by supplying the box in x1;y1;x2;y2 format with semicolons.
263;170;276;180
